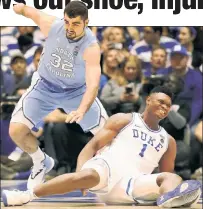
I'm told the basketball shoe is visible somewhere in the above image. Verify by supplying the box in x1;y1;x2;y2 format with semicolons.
157;180;202;208
27;153;55;189
2;189;36;206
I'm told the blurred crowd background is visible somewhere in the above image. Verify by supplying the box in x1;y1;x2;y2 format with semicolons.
1;26;202;182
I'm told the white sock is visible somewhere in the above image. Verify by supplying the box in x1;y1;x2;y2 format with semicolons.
29;147;45;164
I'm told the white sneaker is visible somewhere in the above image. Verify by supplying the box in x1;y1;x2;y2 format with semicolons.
2;189;35;206
27;154;55;189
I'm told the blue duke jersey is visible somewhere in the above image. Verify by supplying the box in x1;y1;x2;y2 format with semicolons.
96;113;169;181
37;18;98;90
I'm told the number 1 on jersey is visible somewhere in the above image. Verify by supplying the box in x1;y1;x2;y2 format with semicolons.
139;144;147;157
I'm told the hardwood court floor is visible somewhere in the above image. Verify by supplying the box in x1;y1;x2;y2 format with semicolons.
1;180;202;209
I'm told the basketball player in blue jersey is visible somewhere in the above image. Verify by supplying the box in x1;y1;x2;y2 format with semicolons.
3;86;201;208
9;1;108;190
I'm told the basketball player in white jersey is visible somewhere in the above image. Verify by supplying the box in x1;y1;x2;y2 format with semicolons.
2;86;201;208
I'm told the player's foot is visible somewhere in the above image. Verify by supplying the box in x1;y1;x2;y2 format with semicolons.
157;180;202;208
27;154;55;189
2;189;35;207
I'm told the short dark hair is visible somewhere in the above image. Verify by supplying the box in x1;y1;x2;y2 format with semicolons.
64;1;88;20
11;54;26;65
152;46;167;56
150;85;173;100
151;27;163;36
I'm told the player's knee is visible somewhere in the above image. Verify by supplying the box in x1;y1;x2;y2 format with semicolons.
9;122;30;141
169;173;182;185
156;172;182;186
79;169;100;186
85;169;100;181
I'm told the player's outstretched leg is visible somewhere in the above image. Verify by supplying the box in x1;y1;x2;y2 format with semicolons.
2;168;100;207
9;123;55;190
156;173;201;208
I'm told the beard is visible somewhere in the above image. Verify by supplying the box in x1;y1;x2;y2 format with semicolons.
66;30;76;40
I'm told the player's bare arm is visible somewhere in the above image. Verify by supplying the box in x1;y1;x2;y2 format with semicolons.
65;43;101;124
158;135;177;173
13;3;56;37
76;113;132;172
78;43;101;113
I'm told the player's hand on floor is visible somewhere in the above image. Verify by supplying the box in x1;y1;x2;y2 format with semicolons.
65;110;85;124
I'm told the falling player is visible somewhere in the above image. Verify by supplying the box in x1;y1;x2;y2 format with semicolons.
3;86;201;208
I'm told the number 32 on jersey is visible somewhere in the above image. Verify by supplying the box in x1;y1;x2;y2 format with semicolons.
50;53;73;72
